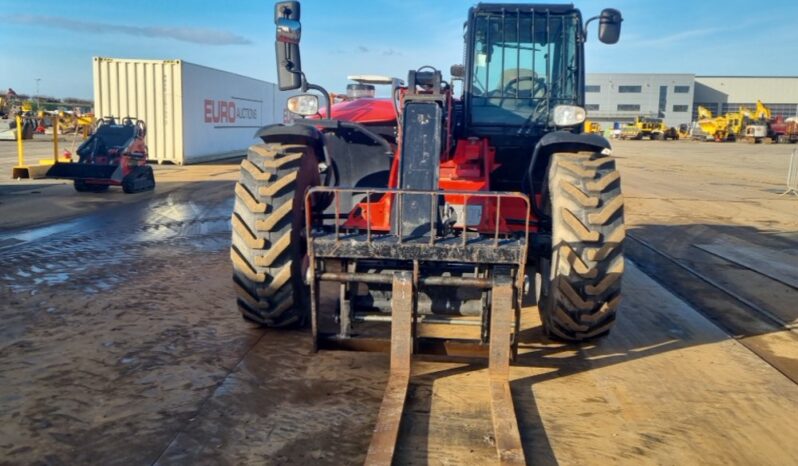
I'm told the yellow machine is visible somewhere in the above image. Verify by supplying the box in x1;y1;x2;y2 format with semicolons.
621;116;677;140
57;111;95;136
753;100;771;120
697;105;753;141
697;105;713;121
742;101;775;143
583;118;602;134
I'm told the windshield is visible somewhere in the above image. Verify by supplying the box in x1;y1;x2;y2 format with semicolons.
470;11;580;127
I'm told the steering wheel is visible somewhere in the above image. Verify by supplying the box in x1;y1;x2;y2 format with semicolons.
504;75;545;97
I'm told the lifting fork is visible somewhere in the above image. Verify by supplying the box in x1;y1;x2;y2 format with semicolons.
364;270;526;465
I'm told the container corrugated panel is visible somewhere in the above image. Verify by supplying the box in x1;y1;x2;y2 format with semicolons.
93;57;288;164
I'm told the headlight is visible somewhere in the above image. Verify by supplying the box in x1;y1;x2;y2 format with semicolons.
286;94;319;116
552;105;586;127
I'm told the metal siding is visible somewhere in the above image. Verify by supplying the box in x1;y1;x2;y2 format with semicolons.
694;77;798;103
174;64;184;164
93;58;181;163
180;62;287;164
162;63;171;162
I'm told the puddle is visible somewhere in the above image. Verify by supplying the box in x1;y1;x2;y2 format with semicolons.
0;217;100;249
0;192;233;294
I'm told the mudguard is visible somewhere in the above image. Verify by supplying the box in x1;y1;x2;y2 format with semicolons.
254;121;394;203
537;131;611;152
256;123;324;147
526;131;614;215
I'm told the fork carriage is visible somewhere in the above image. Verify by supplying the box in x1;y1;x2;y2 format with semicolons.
304;186;531;464
306;186;531;354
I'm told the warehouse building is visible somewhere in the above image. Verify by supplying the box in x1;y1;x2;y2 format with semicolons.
585;73;798;128
584;73;695;127
693;76;798;120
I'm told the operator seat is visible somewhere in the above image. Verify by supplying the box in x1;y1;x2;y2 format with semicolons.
76;124;135;162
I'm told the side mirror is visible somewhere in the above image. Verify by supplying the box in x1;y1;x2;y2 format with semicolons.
598;8;622;44
274;1;302;91
450;64;465;79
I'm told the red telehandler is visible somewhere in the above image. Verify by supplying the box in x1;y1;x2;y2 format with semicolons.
231;2;624;462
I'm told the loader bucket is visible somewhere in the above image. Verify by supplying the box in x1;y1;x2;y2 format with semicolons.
44;162;120;181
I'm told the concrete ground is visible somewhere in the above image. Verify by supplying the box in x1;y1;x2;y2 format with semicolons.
0;136;796;465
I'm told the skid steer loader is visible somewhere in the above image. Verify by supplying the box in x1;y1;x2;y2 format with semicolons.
231;2;624;463
43;116;154;193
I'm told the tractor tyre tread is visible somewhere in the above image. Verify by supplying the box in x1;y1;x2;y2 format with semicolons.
231;143;306;328
540;151;625;341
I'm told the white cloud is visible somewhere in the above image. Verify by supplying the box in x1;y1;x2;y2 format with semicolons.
3;14;252;46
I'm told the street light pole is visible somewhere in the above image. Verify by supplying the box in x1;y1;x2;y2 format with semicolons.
35;78;41;110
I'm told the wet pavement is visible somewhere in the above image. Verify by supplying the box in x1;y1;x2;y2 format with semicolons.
0;178;388;465
0;180;260;464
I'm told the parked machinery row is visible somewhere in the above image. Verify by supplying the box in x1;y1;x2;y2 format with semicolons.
696;100;798;143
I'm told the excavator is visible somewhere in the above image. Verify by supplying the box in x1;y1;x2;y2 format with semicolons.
742;101;773;143
741;100;798;144
697;105;753;142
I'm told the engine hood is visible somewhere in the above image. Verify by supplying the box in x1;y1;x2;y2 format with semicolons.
319;97;396;124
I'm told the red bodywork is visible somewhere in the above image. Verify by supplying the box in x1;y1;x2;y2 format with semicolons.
320;97;397;123
79;130;149;186
44;119;150;187
769;116;798;141
104;138;148;185
322;91;534;235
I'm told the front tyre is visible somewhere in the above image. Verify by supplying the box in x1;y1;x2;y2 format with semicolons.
538;151;625;341
230;143;319;328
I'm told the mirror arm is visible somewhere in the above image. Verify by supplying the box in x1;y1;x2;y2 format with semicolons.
582;15;599;42
302;79;332;119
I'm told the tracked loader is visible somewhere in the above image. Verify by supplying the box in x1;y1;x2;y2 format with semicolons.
43;116;155;193
231;2;624;463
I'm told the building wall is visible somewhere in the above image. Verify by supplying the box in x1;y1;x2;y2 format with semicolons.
585;73;695;127
694;76;798;119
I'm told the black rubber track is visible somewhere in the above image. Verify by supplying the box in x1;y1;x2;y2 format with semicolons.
122;165;156;193
538;151;625;341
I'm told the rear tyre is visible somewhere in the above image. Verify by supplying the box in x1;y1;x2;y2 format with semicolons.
230;143;319;328
538;151;625;341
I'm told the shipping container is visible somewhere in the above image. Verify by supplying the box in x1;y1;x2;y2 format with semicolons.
92;57;291;164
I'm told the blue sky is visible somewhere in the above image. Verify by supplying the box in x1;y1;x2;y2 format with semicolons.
1;0;796;99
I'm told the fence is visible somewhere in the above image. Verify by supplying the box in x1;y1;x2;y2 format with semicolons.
782;148;798;197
